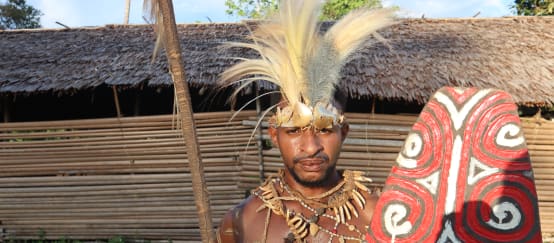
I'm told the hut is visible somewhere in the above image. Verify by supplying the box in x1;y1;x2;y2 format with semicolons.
2;17;553;121
0;17;553;241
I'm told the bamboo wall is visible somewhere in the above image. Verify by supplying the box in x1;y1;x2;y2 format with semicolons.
523;117;554;241
0;111;552;241
0;111;256;242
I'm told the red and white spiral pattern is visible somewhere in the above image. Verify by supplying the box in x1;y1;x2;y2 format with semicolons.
367;87;542;242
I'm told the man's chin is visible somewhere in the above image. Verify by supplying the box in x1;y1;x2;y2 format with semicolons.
289;167;333;188
297;177;327;188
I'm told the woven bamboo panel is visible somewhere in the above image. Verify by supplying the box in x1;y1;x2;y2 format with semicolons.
0;111;256;241
241;113;554;240
1;111;552;241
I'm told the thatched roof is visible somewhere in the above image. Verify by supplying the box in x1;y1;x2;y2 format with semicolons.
1;17;553;105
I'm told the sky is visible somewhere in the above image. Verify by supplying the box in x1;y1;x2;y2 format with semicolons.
20;0;516;29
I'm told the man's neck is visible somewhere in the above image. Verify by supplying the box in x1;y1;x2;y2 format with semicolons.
282;170;342;198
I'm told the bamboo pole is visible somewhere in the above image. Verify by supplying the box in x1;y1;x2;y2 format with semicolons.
0;111;256;131
154;1;215;242
112;86;123;118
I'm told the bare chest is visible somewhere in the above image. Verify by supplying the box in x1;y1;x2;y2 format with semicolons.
242;201;369;243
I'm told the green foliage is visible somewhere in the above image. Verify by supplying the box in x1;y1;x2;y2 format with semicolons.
224;0;278;19
5;129;70;143
225;0;384;20
322;0;382;20
4;230;145;243
55;236;79;243
512;0;554;15
37;228;46;243
108;236;126;243
0;0;42;30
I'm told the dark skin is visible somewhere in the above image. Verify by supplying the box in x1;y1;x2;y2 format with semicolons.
217;123;378;242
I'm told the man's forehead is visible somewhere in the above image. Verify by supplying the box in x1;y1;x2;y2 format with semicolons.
275;98;344;112
276;124;342;130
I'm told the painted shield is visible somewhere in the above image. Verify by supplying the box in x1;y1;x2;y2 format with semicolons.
366;87;542;242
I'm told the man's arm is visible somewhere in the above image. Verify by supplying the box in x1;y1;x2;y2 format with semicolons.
217;207;239;243
358;190;380;226
217;195;268;242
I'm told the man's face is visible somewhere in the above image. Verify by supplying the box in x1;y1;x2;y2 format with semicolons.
269;124;349;187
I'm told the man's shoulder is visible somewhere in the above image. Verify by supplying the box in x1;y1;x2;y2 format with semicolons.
222;194;262;221
236;194;264;215
221;191;272;224
218;195;264;242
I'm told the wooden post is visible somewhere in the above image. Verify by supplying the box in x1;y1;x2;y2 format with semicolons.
124;0;131;24
112;86;123;118
371;96;376;114
134;90;141;116
1;95;5;123
2;94;12;123
155;1;215;242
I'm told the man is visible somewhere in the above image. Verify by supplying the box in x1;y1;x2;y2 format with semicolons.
216;0;394;242
218;99;379;242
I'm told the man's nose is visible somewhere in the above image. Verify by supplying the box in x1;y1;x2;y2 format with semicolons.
299;130;323;156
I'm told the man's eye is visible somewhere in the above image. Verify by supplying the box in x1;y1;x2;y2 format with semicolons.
286;128;301;134
318;128;332;134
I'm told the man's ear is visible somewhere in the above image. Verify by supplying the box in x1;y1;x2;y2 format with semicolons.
340;122;349;142
268;126;279;149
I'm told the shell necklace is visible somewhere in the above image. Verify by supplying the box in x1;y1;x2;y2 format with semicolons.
252;169;373;242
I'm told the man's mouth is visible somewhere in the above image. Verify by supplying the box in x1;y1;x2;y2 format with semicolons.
298;159;325;172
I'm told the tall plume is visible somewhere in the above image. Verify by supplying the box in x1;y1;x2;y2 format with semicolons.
142;0;165;62
220;0;395;127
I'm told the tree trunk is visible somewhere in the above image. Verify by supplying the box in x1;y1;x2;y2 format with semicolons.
156;1;215;242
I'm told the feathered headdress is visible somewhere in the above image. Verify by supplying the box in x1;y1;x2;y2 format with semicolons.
220;0;395;129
